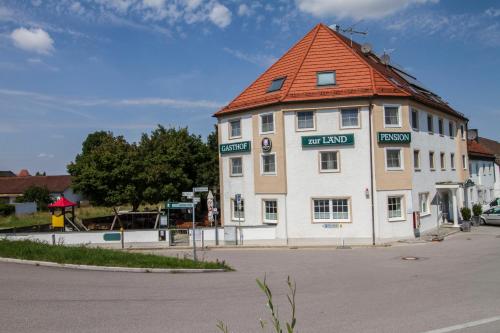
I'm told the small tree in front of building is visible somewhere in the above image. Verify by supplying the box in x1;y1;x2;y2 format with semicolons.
17;185;52;211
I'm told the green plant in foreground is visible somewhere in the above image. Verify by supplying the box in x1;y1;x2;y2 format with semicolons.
218;275;297;333
460;207;471;221
472;204;482;217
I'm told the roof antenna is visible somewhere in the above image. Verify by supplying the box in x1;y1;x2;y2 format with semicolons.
340;20;367;47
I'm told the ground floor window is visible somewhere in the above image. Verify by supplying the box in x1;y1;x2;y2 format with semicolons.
263;200;278;223
312;198;350;222
419;193;430;215
231;199;245;221
388;196;404;221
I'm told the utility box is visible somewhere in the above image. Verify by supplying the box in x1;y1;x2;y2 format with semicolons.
158;229;167;241
224;226;237;245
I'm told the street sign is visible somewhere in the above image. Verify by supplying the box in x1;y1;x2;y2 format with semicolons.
167;202;194;209
194;186;209;192
193;197;201;204
182;191;193;198
235;194;241;205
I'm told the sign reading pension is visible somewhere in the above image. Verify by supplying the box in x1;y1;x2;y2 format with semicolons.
219;141;251;154
301;134;354;147
377;132;411;143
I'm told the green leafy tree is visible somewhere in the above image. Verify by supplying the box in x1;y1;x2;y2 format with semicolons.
17;185;52;211
196;125;219;190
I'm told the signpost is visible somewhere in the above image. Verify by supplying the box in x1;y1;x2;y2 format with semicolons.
167;202;194;209
235;194;243;245
191;186;208;261
182;191;193;198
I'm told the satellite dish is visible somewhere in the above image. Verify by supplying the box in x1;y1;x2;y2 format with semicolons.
380;53;390;65
361;43;372;54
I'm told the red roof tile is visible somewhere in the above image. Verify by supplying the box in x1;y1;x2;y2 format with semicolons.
215;23;466;120
468;140;495;159
0;175;73;195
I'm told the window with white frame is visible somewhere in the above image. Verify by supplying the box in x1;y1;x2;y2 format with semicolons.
438;118;444;135
229;119;241;138
340;108;359;128
448;121;454;138
260;113;274;133
429;151;435;170
262;153;276;174
384;106;400;127
450;153;455;170
388;196;404;220
413;150;420;170
460;125;465;139
419;193;430;215
230;157;243;176
231;199;244;221
319;151;339;172
411;109;419;130
296;111;314;130
427;114;433;133
440;152;446;170
317;71;336;86
263;200;278;223
386;148;402;170
312;198;350;222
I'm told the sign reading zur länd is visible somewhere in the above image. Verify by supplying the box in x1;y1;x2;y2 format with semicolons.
219;141;251;155
301;134;354;147
377;132;411;143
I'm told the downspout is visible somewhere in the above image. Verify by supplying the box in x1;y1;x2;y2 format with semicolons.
369;100;376;245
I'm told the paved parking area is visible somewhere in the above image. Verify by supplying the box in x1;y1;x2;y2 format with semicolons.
1;226;499;333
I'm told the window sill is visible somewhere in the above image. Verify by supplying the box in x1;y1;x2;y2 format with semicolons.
261;173;277;176
263;220;278;224
388;217;406;222
230;174;243;177
296;128;316;132
340;125;361;130
414;168;421;172
319;169;340;173
312;220;351;224
420;212;431;217
430;169;436;172
260;131;275;135
386;168;404;171
384;125;402;128
229;136;242;140
231;219;245;222
428;132;434;135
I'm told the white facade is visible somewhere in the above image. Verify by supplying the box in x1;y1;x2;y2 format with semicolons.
467;158;498;206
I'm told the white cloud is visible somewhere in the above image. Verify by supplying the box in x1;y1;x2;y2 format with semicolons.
69;2;85;15
96;0;135;13
295;0;439;20
485;8;500;18
238;4;251;17
142;0;166;9
37;153;55;158
10;27;54;55
209;2;231;28
223;47;277;67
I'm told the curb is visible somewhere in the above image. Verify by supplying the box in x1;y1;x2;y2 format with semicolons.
0;257;227;273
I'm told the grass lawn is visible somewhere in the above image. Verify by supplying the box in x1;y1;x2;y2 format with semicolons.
0;239;231;270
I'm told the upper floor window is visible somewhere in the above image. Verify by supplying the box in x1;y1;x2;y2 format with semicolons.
317;71;336;86
386;148;403;170
438;118;444;135
261;153;276;175
462;155;467;169
440;152;446;170
267;77;286;92
450;153;455;170
448;121;454;138
260;113;274;133
296;111;315;130
429;151;435;170
384;105;401;127
230;157;243;176
427;114;434;133
341;108;360;128
319;151;340;172
413;150;420;170
229;119;241;138
411;109;419;130
460;124;465;139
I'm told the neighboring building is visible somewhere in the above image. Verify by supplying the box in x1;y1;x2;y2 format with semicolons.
467;130;499;204
214;24;469;244
0;172;81;204
0;171;16;177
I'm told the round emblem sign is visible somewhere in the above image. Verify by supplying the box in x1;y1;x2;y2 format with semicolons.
261;137;272;152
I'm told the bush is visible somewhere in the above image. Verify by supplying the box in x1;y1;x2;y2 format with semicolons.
472;204;482;217
460;207;471;221
0;204;15;216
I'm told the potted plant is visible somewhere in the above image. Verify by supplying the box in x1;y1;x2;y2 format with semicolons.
460;207;472;232
472;204;482;226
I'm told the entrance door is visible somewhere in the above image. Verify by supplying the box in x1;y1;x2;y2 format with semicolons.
440;192;450;222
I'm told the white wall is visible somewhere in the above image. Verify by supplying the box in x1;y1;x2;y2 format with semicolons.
468;159;497;205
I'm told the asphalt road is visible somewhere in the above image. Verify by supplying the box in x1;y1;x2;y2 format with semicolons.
1;226;500;333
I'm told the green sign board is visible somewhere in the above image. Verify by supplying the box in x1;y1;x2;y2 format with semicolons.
219;141;251;155
377;132;411;143
167;202;194;209
301;134;354;147
103;233;121;241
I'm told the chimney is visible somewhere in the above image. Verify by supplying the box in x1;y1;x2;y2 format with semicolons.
467;129;478;142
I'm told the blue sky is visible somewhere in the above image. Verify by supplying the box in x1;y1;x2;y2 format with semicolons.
0;0;499;175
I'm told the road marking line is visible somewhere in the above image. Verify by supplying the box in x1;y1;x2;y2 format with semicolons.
421;316;500;333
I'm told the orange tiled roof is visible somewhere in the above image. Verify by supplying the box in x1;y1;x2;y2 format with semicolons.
215;23;466;120
468;140;495;159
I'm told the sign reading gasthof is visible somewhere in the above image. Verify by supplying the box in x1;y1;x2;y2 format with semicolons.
377;132;411;143
219;141;251;154
301;134;354;147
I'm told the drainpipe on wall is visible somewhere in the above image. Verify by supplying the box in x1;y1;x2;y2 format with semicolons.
369;100;376;245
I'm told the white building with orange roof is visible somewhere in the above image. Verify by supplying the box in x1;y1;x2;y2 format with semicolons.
214;23;469;244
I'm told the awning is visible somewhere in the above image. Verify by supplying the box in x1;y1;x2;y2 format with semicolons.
48;197;77;208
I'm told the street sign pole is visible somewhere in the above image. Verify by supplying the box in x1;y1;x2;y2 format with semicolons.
192;187;197;261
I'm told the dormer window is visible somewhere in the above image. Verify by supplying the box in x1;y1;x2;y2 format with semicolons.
317;71;336;86
267;77;286;92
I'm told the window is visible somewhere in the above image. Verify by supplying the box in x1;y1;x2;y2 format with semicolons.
296;111;315;130
429;151;435;170
230;157;243;176
388;196;404;220
450;153;455;170
413;150;420;170
386;148;402;170
260;113;274;133
231;199;244;221
229;119;241;138
263;200;278;223
438;118;444;135
268;77;286;92
341;108;359;128
427;115;433;133
319;151;339;172
462;155;467;169
460;125;465;139
440;152;446;170
419;193;430;215
384;106;400;127
317;71;336;86
411;109;419;130
262;154;276;174
448;121;454;138
312;198;350;222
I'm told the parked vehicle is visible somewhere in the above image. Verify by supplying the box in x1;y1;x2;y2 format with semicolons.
481;207;500;225
482;197;500;212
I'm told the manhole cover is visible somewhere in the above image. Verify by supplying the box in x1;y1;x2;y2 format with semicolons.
402;256;419;261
